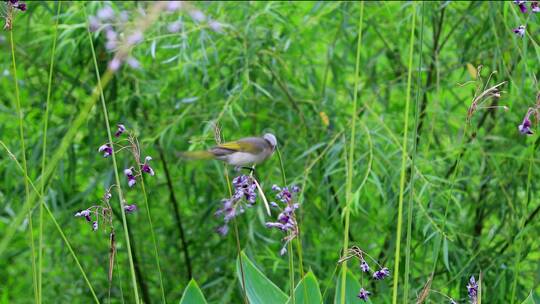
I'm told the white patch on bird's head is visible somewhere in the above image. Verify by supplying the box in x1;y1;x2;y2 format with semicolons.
263;133;277;149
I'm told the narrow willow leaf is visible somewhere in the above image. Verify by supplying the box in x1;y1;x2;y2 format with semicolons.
520;291;535;304
286;271;322;304
334;269;361;304
237;252;288;304
443;238;450;271
179;279;208;304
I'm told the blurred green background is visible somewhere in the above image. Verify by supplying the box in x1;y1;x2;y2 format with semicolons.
0;1;539;303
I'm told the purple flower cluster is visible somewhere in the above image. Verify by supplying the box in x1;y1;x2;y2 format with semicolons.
4;0;26;11
215;175;258;236
518;108;537;135
97;124;155;188
513;1;538;38
467;276;478;304
165;1;224;34
338;246;390;302
88;5;142;71
265;185;300;255
514;0;539;13
2;0;26;31
74;190;138;232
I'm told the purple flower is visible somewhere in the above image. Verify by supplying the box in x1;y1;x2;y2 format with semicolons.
357;288;370;301
373;267;390;280
467;276;478;304
141;156;155;176
109;57;122;71
518;113;534;135
126;31;143;46
15;2;26;11
532;1;540;12
75;209;92;222
9;0;18;4
124;204;137;213
168;21;182;33
265;184;301;254
104;191;112;202
97;6;114;21
514;0;528;13
126;57;140;69
124;167;136;187
167;1;183;12
216;225;229;236
208;20;223;33
513;25;526;37
114;124;126;137
189;10;206;22
89;16;100;32
92;221;98;231
98;143;113;157
360;260;370;273
215;175;258;235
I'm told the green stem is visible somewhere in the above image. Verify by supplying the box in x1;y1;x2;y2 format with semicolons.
276;146;301;303
392;5;417;303
0;141;100;303
339;3;364;304
10;23;38;304
138;173;166;303
224;170;249;304
87;31;140;303
403;3;424;303
39;4;61;302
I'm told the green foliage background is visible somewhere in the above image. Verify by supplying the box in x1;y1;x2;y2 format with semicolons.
0;1;539;303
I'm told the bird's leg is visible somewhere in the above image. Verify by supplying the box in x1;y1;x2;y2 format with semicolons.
237;166;256;175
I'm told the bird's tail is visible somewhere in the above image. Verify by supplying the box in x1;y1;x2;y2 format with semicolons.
177;150;215;160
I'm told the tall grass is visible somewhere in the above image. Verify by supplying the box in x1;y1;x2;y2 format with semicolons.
403;2;424;302
87;32;140;302
391;4;417;303
339;3;364;303
9;22;38;304
39;3;61;302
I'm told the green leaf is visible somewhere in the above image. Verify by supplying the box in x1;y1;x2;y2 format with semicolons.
237;252;288;304
179;279;208;304
520;291;536;304
286;271;322;304
334;269;361;304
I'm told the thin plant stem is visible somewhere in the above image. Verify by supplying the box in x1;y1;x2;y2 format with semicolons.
0;140;100;303
10;24;38;304
224;170;249;304
138;174;166;303
39;3;61;302
87;31;140;302
276;146;297;303
339;3;364;304
392;5;417;303
403;2;424;303
510;124;536;302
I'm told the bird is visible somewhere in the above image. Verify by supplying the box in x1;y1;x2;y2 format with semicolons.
178;133;277;167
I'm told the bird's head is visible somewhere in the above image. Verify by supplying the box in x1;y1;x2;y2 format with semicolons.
263;133;277;151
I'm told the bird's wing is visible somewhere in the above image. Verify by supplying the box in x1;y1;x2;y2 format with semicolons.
213;138;265;155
